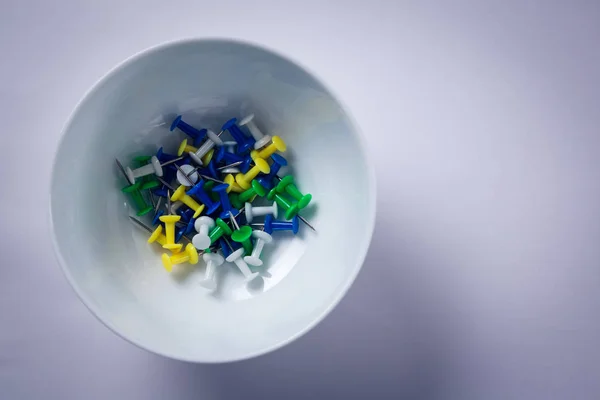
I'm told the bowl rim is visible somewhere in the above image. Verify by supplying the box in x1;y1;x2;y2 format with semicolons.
48;37;377;363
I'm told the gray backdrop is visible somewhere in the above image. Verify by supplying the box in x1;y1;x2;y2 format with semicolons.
1;1;599;399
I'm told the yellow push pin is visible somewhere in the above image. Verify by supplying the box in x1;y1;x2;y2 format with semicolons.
159;214;182;250
177;139;198;157
251;136;286;160
171;185;205;218
161;243;199;272
235;156;270;190
201;148;215;165
224;174;244;193
148;224;182;252
129;216;182;253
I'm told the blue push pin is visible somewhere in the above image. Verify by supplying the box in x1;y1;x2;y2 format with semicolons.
153;186;169;198
220;150;245;165
256;154;287;190
238;154;253;173
215;145;227;164
207;159;218;179
262;214;299;235
156;147;179;164
170;115;207;143
176;207;195;223
175;227;186;243
222;118;255;154
219;237;240;258
184;218;196;235
213;183;238;219
187;179;221;215
152;209;165;226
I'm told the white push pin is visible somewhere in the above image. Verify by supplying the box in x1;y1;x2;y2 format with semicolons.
200;252;224;291
169;200;184;214
192;216;215;250
125;156;164;184
244;230;273;267
189;129;223;165
221;166;240;174
219;141;242;173
244;201;278;223
226;248;259;281
176;164;199;186
223;140;237;153
239;114;272;150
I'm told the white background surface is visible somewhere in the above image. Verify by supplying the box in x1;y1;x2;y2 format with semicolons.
2;1;600;399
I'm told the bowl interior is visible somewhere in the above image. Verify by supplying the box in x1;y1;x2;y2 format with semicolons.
50;39;374;362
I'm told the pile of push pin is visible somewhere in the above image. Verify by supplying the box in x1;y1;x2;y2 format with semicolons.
117;114;315;290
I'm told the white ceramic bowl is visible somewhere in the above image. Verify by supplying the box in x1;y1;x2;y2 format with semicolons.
50;39;376;362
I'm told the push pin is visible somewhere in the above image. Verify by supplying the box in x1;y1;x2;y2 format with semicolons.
251;136;286;160
201;148;216;166
200;251;224;291
169;200;184;215
231;225;253;255
244;230;273;266
245;201;278;223
175;164;199;186
177;139;198;157
161;243;199;272
238;180;268;203
275;175;312;209
189;130;223;165
258;214;300;235
129;216;182;252
192;216;215;250
235;156;270;190
215;141;237;163
224;174;244;193
132;155;160;189
217;147;245;165
219;237;233;258
187;179;221;215
239;113;272;150
226;248;259;281
171;185;205;218
152;209;164;226
213;183;239;219
122;181;153;216
170;115;207;143
267;187;299;220
140;180;160;191
222;118;255;154
208;218;233;244
156;147;180;165
159;213;182;251
218;160;243;175
124;156;164;184
257;154;288;190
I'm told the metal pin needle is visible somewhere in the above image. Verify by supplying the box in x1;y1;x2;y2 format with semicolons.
115;158;134;185
217;161;243;170
156;176;176;191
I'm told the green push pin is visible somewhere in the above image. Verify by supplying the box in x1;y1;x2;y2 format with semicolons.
122;181;153;216
267;187;299;220
208;218;233;244
140;180;160;191
231;180;267;209
133;155;161;189
231;225;253;255
275;175;312;209
239;180;267;202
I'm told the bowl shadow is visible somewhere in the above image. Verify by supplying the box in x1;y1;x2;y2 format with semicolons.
145;204;473;399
